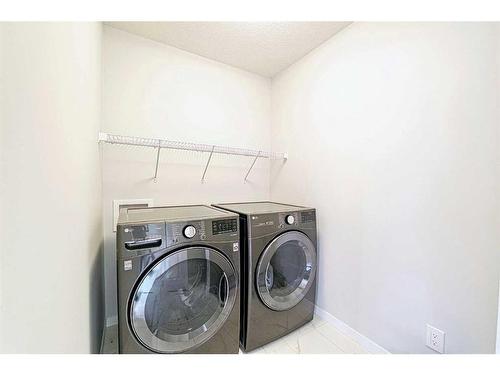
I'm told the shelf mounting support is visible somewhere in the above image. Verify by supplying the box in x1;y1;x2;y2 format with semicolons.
153;140;161;183
244;151;261;182
201;145;215;183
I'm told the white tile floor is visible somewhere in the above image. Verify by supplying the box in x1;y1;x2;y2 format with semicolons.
244;315;368;354
101;314;370;354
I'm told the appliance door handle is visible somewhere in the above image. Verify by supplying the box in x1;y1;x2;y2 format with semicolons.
125;238;162;250
218;274;228;306
265;263;274;289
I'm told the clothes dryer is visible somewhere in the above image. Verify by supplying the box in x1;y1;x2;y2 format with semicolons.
213;202;317;352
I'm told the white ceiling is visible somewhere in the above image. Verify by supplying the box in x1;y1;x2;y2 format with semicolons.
105;22;351;77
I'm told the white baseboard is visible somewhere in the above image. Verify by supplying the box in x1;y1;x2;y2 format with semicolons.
315;305;390;354
106;315;118;327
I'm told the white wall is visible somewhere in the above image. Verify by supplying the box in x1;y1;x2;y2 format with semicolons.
497;281;500;353
0;23;103;353
101;26;271;320
0;23;4;344
271;23;500;353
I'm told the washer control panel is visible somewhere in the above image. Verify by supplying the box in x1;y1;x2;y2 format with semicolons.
119;215;240;256
164;217;238;246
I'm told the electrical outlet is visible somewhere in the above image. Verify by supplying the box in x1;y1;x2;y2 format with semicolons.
426;324;445;353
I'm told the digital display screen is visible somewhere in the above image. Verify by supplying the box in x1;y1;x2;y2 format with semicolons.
212;219;238;235
301;211;315;223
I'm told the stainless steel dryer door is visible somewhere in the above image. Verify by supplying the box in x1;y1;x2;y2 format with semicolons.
129;247;237;353
256;231;316;311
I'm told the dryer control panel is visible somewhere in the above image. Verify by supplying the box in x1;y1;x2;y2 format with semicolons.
278;212;299;227
249;209;316;237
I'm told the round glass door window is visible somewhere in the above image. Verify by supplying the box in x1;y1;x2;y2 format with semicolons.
129;247;237;353
256;231;316;311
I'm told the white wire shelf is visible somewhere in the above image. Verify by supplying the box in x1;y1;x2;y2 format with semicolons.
98;132;288;182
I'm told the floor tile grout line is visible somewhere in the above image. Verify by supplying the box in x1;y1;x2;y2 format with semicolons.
310;325;347;354
295;324;347;354
313;323;364;354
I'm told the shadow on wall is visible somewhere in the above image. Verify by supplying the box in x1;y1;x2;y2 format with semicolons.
270;159;287;189
89;238;105;353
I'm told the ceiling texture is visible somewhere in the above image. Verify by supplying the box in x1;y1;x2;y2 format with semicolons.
105;22;351;77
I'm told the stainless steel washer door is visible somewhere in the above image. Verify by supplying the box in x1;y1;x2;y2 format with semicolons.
129;247;237;353
256;231;316;311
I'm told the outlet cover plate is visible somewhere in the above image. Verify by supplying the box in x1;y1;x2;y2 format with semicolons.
426;324;445;353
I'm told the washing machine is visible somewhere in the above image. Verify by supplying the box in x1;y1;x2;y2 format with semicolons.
116;205;240;354
213;202;317;352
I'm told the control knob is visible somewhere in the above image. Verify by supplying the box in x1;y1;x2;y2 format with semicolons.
183;225;197;238
285;215;295;225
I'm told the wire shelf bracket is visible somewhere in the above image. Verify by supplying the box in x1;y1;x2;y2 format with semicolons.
201;146;215;183
244;151;261;183
153;142;161;183
98;132;288;182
